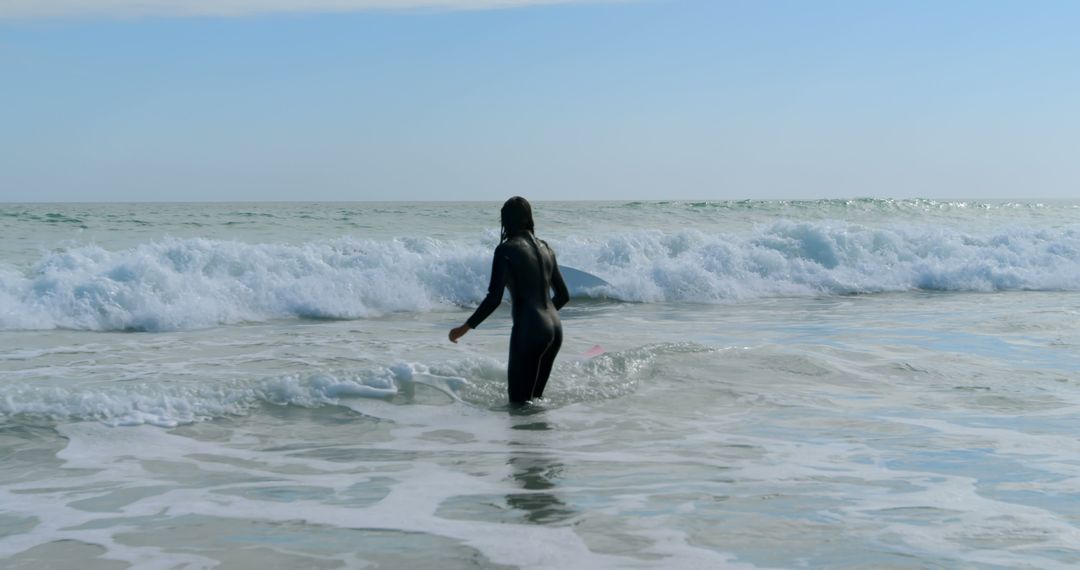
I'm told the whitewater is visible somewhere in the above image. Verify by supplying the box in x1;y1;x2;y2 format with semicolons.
1;200;1078;568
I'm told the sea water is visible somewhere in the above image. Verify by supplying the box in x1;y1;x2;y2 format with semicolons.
1;200;1078;569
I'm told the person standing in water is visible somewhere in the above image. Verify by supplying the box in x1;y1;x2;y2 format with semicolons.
449;197;570;404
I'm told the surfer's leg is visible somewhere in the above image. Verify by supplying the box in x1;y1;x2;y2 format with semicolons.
507;331;546;404
531;324;562;399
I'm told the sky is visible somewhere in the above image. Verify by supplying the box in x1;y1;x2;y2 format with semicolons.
1;0;1078;202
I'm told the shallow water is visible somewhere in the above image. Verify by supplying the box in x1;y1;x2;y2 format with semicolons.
1;201;1079;568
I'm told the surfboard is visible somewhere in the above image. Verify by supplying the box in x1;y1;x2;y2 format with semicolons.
498;265;608;300
560;265;609;297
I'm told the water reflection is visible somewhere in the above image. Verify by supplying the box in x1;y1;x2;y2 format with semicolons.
506;420;575;525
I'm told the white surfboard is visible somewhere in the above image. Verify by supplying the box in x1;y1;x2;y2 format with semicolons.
559;265;609;297
497;265;608;301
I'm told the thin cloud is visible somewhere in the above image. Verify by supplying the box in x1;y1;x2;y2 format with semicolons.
0;0;600;19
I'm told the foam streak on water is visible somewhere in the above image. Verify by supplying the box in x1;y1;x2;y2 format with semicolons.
1;201;1079;569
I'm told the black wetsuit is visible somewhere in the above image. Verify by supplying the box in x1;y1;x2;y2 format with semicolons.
467;233;570;403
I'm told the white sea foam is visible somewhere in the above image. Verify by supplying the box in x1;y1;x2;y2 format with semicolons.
1;222;1078;330
0;344;669;426
0;236;499;331
0;365;413;427
564;221;1080;302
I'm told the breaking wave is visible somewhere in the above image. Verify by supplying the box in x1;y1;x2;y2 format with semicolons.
1;221;1078;331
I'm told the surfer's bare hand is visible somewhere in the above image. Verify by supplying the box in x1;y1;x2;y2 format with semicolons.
449;324;471;343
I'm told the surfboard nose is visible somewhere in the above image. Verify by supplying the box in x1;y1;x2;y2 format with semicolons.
560;265;609;297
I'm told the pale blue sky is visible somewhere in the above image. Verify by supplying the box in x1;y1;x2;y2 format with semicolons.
2;0;1078;201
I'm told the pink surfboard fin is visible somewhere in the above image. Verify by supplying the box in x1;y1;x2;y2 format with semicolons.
583;345;605;359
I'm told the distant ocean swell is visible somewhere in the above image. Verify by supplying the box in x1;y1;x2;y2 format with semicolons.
1;221;1078;331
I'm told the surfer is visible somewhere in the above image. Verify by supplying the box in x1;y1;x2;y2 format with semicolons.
449;197;570;404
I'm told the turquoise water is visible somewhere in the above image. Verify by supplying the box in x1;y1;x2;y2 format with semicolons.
1;200;1079;568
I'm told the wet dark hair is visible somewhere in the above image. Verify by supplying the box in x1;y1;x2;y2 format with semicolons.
500;196;535;243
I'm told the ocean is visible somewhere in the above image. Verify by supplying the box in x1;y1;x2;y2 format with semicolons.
1;199;1078;569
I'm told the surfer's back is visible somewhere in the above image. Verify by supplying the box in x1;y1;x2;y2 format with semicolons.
498;234;564;312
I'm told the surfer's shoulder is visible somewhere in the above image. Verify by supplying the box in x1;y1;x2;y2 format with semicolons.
493;241;516;260
538;238;556;256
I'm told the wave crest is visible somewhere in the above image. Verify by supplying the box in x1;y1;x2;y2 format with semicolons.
566;221;1080;302
2;223;1078;331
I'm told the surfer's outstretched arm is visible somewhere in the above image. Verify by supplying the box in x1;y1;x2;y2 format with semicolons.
449;246;509;343
468;246;509;328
